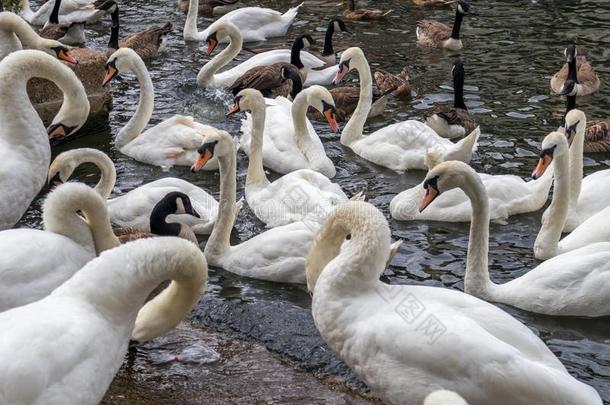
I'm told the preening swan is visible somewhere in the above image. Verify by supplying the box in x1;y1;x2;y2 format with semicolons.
307;200;602;404
0;50;89;230
20;0;117;26
49;148;220;234
195;20;333;89
0;237;207;403
184;0;302;43
0;182;119;312
420;159;610;317
232;88;338;178
543;109;610;233
533;128;610;259
221;90;349;228
390;150;553;222
0;11;79;62
103;48;221;170
334;47;479;171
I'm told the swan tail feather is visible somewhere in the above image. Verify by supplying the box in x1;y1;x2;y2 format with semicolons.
350;191;366;201
387;240;402;265
443;126;480;164
282;2;304;21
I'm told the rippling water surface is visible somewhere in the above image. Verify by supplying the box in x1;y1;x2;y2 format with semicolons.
21;0;610;402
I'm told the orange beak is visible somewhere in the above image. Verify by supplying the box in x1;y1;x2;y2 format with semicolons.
58;49;78;65
226;101;240;117
191;149;213;172
532;155;552;179
206;38;218;56
323;108;339;133
419;186;439;212
102;65;117;86
333;64;349;85
48;125;66;139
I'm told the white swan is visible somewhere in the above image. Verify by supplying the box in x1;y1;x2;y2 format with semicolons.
334;47;480;171
103;48;221;170
233;87;337;178
199;92;349;228
533;129;610;259
0;50;89;230
307;200;602;404
195;20;335;89
420;159;610;317
390;151;553;222
49;148;220;234
423;390;467;405
544;109;610;232
184;0;302;43
0;182;119;312
0;11;78;62
0;237;207;403
19;0;116;26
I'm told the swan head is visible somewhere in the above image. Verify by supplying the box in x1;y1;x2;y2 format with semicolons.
532;131;568;179
226;88;265;117
419;160;477;212
48;151;79;186
306;201;391;292
204;20;240;55
333;47;365;85
563;109;586;146
39;41;78;65
304;86;339;133
102;48;140;86
191;129;234;172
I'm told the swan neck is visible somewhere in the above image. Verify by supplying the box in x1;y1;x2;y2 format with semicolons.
291;92;316;162
341;58;371;145
204;148;237;259
246;103;270;187
118;57;154;147
197;27;242;86
71;150;117;199
0;13;44;50
184;0;200;39
568;122;585;206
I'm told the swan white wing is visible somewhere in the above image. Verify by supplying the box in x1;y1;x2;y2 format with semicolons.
565;169;610;231
558;205;610;254
315;284;600;404
304;64;340;86
497;243;610;317
220;221;317;283
0;230;94;311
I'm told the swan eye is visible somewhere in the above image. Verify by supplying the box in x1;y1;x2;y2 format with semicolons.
539;145;557;158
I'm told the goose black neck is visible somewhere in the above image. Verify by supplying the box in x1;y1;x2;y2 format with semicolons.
0;1;4;12
150;198;181;237
567;54;578;83
451;9;464;40
323;21;335;56
453;71;467;110
285;67;303;99
564;95;576;125
347;0;355;11
290;39;305;69
49;0;62;25
108;9;120;50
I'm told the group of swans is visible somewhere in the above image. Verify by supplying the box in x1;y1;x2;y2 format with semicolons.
307;200;602;404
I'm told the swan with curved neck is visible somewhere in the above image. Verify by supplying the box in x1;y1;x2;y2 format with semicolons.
217;89;348;228
191;129;317;283
0;182;119;311
196;20;327;89
184;0;302;43
420;158;610;317
307;200;601;404
542;109;610;233
231;87;338;178
0;11;78;62
334;47;479;171
103;48;220;170
0;50;89;230
48;148;220;234
0;237;207;403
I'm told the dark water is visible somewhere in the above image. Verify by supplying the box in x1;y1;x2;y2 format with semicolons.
21;0;610;402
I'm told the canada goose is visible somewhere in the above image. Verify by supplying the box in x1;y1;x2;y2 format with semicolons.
177;0;238;16
416;0;470;50
114;192;200;244
424;61;476;138
106;7;172;61
562;81;610;153
551;45;600;96
340;0;392;21
373;66;411;97
39;0;86;45
229;35;313;98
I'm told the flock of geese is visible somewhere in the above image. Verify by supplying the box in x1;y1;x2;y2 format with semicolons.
0;0;608;403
